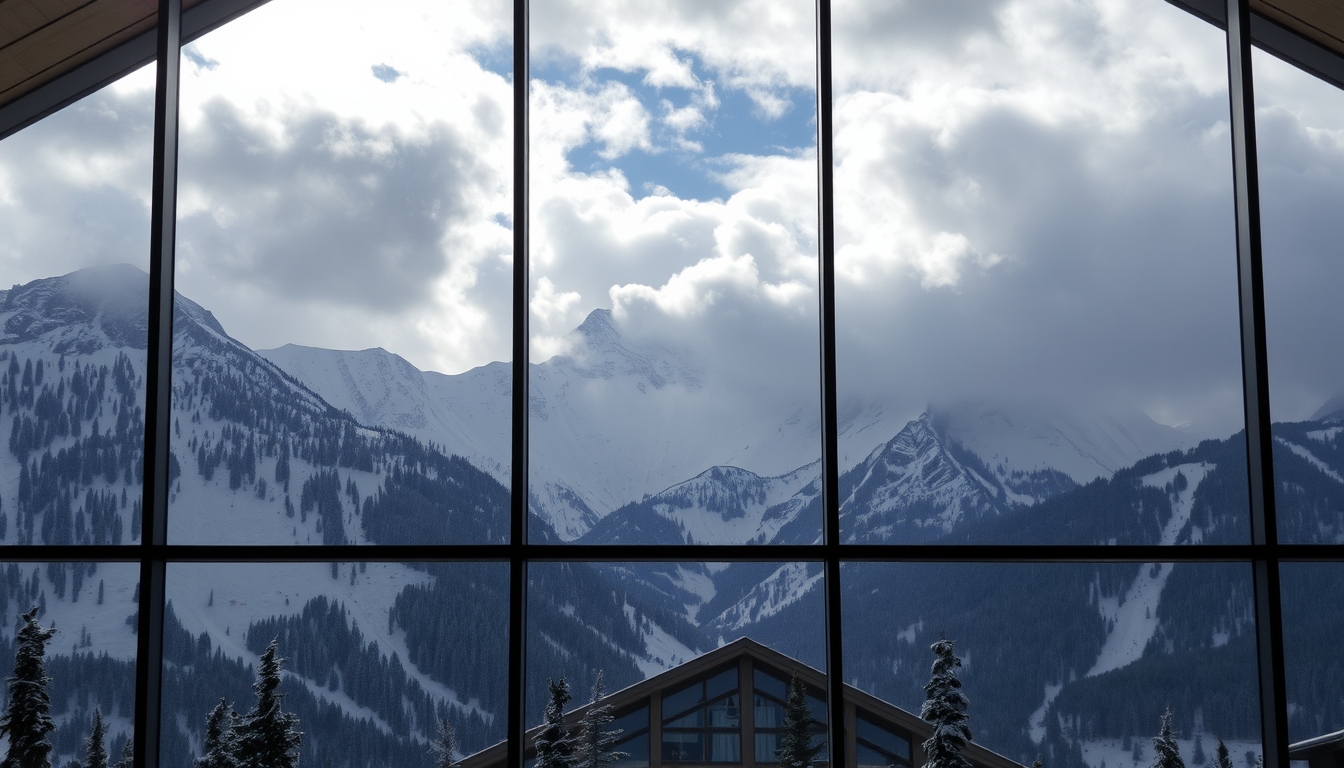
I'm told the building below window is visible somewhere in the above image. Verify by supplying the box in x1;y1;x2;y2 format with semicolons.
456;638;1026;768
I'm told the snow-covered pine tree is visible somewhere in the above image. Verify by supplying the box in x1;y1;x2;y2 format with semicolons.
1214;739;1233;768
1033;756;1044;768
84;710;107;768
777;674;823;768
234;641;301;768
430;714;458;768
919;637;972;768
574;671;626;768
110;739;132;768
196;698;240;768
1193;734;1206;765
1151;708;1185;768
0;607;58;768
534;678;574;768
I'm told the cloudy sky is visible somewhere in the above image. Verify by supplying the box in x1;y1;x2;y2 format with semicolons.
2;0;1342;448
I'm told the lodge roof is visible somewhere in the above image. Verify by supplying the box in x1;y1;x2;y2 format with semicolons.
454;636;1025;768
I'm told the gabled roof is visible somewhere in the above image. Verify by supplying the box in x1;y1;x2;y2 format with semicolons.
455;637;1024;768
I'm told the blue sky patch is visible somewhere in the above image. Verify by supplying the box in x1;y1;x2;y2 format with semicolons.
534;52;814;201
371;63;404;83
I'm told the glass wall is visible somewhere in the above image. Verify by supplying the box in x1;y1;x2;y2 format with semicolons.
527;0;823;545
169;0;514;545
0;1;1339;767
0;563;138;766
161;562;507;767
1253;46;1344;543
844;563;1263;768
0;70;155;546
830;0;1247;546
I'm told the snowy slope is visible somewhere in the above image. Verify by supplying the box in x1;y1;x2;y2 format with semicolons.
935;403;1194;485
582;463;819;545
257;345;511;484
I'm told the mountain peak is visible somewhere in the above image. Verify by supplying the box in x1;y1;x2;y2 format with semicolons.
553;308;699;389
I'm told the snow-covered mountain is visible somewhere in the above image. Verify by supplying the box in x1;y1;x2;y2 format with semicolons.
263;308;1191;543
11;265;1344;768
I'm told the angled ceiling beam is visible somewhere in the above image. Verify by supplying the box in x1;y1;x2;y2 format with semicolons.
0;0;270;140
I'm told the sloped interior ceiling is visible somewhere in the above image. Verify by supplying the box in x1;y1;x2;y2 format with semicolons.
1254;0;1344;56
0;0;159;107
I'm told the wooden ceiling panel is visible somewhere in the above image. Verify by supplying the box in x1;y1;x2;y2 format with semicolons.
1254;0;1344;57
0;0;155;106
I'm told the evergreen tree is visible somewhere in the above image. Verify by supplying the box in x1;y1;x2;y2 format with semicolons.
196;699;239;768
777;674;823;768
234;641;301;768
1152;708;1185;768
0;607;57;768
84;710;107;768
430;714;458;768
1033;757;1044;768
1193;734;1206;765
919;637;972;768
534;678;574;768
111;739;132;768
1214;739;1232;768
574;671;626;768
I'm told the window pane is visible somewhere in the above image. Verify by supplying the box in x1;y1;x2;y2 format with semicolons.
709;731;741;762
757;732;780;763
613;704;650;735
1281;563;1344;746
843;563;1261;768
755;696;784;728
857;713;912;761
528;0;822;545
754;667;788;701
169;0;514;544
614;730;651;768
707;694;740;728
664;685;706;724
0;563;138;766
1251;48;1344;542
161;562;507;767
0;70;154;546
831;0;1247;545
663;731;704;762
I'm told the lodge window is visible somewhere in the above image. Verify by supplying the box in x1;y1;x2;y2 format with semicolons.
752;666;828;764
854;711;912;768
611;703;652;768
661;666;742;763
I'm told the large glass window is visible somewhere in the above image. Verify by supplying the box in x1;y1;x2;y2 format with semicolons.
169;0;514;545
527;0;822;545
0;68;155;547
830;0;1247;546
0;1;1338;767
1253;46;1344;543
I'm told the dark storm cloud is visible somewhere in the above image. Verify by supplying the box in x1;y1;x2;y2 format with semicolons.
0;78;155;282
834;74;1248;436
175;97;494;313
1257;101;1344;421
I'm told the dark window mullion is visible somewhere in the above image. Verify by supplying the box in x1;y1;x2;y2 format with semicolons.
135;0;182;766
814;0;845;766
509;0;531;765
1224;0;1290;766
